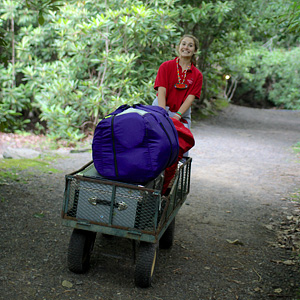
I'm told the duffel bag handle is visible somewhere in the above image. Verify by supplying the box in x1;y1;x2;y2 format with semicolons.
132;103;169;117
108;104;131;116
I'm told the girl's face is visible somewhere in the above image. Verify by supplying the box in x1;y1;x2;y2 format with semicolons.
178;37;196;60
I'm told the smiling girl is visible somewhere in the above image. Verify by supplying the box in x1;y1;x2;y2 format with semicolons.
153;34;203;128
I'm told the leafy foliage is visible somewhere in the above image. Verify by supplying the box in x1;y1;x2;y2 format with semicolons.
226;46;300;109
0;0;181;139
279;0;300;34
0;0;299;142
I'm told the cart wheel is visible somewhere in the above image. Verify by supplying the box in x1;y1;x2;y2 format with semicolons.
67;229;96;274
134;242;158;288
102;233;113;239
159;218;175;249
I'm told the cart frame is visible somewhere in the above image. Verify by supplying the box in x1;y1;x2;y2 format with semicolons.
61;158;192;243
61;158;192;287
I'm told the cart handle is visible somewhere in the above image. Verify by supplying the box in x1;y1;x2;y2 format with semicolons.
88;197;128;211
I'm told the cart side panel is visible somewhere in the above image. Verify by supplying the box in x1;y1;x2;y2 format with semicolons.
63;176;161;232
175;158;192;204
159;158;192;226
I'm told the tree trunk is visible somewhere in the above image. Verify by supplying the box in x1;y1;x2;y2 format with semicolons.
11;15;15;88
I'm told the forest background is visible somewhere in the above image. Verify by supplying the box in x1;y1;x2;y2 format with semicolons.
0;0;299;143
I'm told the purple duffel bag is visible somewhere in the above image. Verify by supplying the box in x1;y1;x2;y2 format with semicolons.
92;104;179;184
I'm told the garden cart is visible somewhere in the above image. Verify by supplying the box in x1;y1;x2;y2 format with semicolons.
61;158;192;288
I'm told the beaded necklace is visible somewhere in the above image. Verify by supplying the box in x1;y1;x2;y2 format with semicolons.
174;57;191;89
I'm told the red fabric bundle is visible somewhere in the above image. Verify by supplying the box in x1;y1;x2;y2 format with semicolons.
162;118;195;194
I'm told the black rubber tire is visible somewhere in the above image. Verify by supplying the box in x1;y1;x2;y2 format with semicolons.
159;218;175;249
67;229;96;274
134;242;158;288
102;233;113;239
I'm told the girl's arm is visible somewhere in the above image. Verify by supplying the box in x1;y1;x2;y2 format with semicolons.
157;86;167;109
173;94;195;121
178;94;195;115
175;70;202;117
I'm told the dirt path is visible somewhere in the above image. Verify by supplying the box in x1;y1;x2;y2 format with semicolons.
1;105;300;300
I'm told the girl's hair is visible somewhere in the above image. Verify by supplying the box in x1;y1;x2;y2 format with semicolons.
176;34;199;66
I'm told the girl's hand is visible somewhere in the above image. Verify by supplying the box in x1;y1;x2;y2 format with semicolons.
173;113;181;120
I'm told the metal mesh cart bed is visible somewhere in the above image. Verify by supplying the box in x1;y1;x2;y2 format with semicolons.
61;158;192;288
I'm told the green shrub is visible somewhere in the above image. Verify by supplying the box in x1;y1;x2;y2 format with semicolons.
227;46;300;109
4;1;181;140
1;0;299;143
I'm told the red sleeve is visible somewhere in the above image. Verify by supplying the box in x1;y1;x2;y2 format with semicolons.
154;61;168;91
189;71;203;99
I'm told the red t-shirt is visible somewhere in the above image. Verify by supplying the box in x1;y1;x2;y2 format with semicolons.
154;57;203;112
